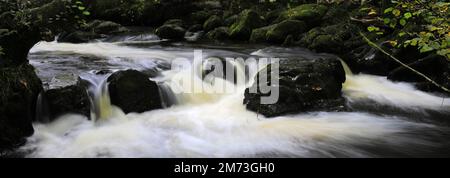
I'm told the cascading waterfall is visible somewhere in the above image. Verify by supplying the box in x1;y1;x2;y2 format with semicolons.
21;40;450;158
79;73;114;121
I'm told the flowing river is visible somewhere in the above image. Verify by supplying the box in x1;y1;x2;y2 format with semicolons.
20;34;450;158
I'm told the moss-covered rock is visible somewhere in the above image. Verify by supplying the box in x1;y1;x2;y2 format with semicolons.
206;27;230;40
278;4;328;23
58;20;129;43
187;24;203;32
0;64;43;152
155;24;186;40
229;9;265;40
224;14;239;26
250;20;307;44
266;20;307;43
190;10;214;25
244;55;347;117
164;19;186;28
299;23;360;54
203;15;223;32
249;25;272;43
265;8;286;24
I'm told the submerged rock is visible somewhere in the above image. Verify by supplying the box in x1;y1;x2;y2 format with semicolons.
0;64;43;151
45;84;90;121
229;9;265;40
244;55;347;117
107;70;162;114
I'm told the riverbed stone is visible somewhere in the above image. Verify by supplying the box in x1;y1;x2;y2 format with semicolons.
107;70;162;114
244;55;347;117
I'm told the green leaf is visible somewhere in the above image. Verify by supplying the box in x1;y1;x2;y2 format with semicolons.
411;39;418;46
82;11;90;16
398;32;406;37
383;18;391;24
390;21;397;28
78;6;85;11
384;7;394;14
420;45;434;53
404;12;412;19
393;9;401;17
399;18;407;26
367;26;379;32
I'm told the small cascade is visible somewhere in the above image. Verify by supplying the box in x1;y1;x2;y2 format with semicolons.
157;82;179;108
35;91;50;123
339;59;354;76
79;73;114;121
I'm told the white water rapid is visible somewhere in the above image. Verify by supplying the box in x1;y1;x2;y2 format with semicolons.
22;40;450;158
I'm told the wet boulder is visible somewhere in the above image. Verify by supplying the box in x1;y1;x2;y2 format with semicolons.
107;70;163;114
250;26;272;43
224;14;238;26
206;27;230;41
244;55;347;117
0;64;43;151
190;10;213;24
187;24;203;33
58;20;129;43
44;84;91;121
229;9;265;40
89;20;129;35
163;19;186;28
155;22;186;40
266;20;307;43
203;15;223;32
277;4;328;23
250;20;307;44
299;23;361;54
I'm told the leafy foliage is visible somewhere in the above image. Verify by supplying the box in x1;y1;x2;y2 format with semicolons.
367;0;450;59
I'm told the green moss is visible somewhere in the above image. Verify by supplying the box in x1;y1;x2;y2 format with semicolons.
279;4;328;22
250;25;272;43
203;15;222;32
266;20;307;43
229;9;265;40
206;27;230;40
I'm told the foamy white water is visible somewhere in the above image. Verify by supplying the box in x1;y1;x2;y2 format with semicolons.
23;40;450;158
